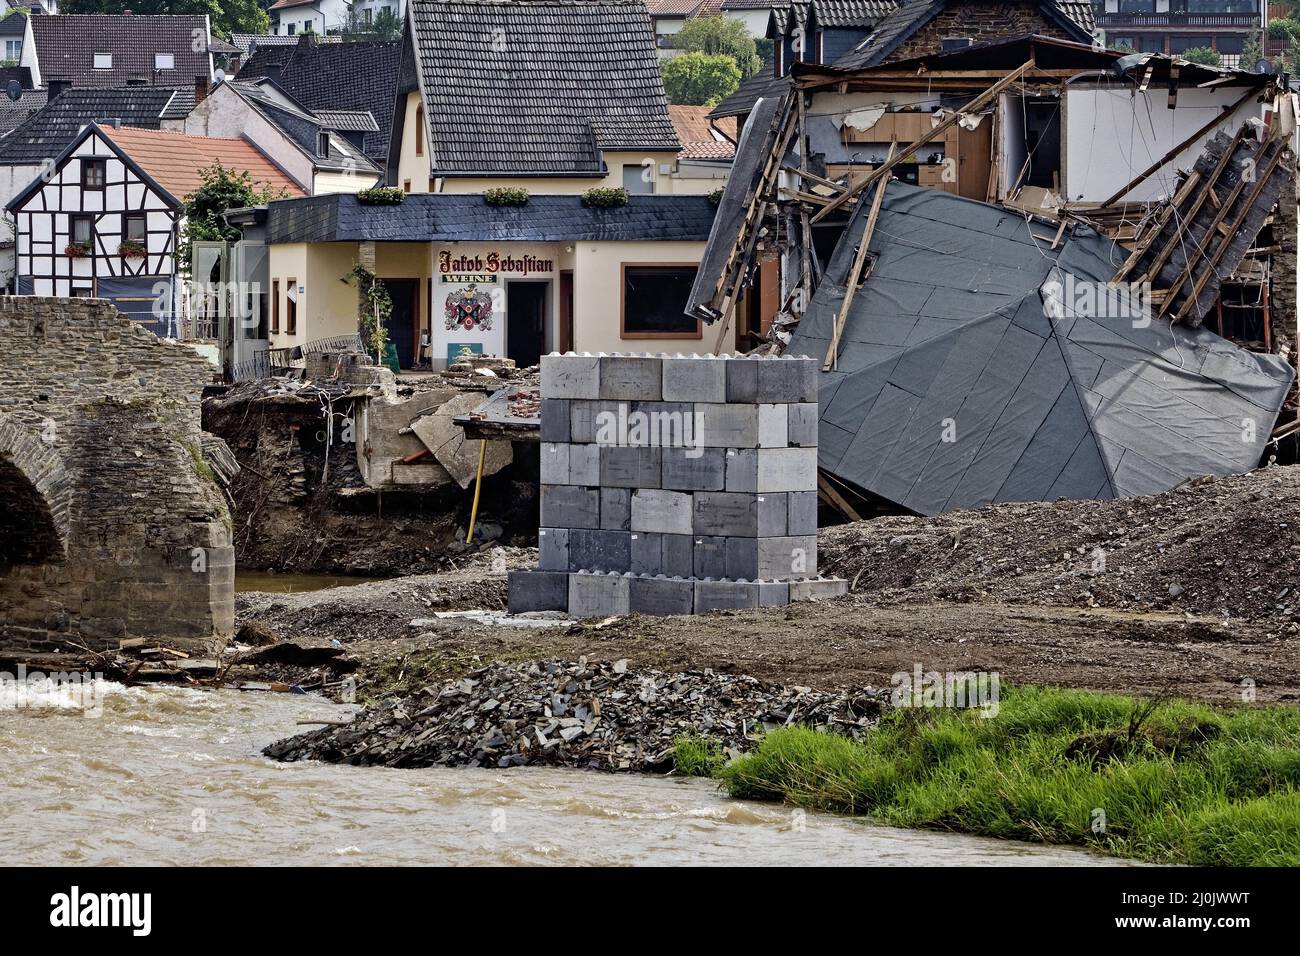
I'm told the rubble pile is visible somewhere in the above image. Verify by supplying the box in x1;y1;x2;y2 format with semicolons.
264;658;888;771
821;466;1300;624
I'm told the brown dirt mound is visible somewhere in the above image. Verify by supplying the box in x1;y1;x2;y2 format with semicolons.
820;467;1300;624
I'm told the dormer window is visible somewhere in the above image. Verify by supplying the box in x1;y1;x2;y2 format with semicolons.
318;132;330;156
154;53;175;70
94;53;113;70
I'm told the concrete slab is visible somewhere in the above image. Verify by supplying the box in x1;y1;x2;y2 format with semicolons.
726;357;759;403
570;400;618;443
599;355;662;401
537;527;569;571
757;535;818;579
630;488;693;535
600;445;662;488
694;578;760;613
789;577;850;602
540;398;570;442
699;403;759;447
662;355;726;402
725;447;758;492
757;447;818;492
758;404;790;448
693;535;727;578
568;442;600;486
758;579;790;607
600;486;632;531
757;492;788;537
508;570;569;613
568;571;630;617
788;402;819;447
569;528;632;573
692;491;758;537
724;536;758;580
756;356;818;403
787;490;818;535
629;575;695;615
540;484;599;529
542;353;600;400
540;442;569;485
411;391;512;489
661;446;726;491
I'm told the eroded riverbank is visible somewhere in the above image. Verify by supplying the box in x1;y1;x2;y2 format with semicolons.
0;683;1133;866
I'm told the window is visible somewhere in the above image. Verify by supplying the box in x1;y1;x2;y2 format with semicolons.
403;179;411;192
622;163;653;195
125;213;146;243
287;23;296;35
621;265;701;338
318;131;331;156
83;159;106;189
941;37;973;51
93;52;113;70
1116;0;1156;11
154;53;175;70
1169;35;1213;53
285;280;298;334
70;215;92;246
363;8;373;25
271;279;280;333
415;104;424;156
5;40;20;61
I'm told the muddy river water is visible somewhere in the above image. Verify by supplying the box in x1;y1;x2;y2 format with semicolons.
0;682;1133;866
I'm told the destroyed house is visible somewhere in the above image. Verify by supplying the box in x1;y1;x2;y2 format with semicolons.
688;34;1299;514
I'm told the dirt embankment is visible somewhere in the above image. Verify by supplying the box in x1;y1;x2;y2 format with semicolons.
204;382;536;575
236;467;1300;704
820;467;1300;626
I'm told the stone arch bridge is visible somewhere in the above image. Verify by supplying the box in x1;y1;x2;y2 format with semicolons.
0;296;233;656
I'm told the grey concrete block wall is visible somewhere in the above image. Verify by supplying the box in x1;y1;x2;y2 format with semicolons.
512;352;847;618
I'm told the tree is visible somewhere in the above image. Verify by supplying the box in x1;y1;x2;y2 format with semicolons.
662;51;741;107
672;15;762;79
1181;46;1222;67
181;163;285;267
1240;34;1263;72
58;0;269;40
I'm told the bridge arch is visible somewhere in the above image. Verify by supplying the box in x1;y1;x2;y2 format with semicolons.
0;417;71;569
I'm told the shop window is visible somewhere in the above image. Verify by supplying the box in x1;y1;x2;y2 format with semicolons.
622;264;700;338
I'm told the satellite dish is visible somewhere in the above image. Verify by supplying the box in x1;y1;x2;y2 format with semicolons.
6;80;21;103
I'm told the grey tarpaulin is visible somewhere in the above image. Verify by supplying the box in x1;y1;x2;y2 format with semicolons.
789;182;1295;515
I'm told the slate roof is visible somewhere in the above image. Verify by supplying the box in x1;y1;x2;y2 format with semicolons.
101;126;306;201
237;37;400;162
0;12;27;36
0;86;177;165
722;0;785;9
30;14;214;88
832;0;1093;70
231;81;380;175
261;192;717;243
813;0;897;28
787;182;1294;513
408;0;679;175
0;89;48;137
709;72;790;118
312;110;381;133
229;33;343;56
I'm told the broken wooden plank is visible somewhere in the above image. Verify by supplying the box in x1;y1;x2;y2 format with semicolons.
811;59;1036;224
823;141;895;372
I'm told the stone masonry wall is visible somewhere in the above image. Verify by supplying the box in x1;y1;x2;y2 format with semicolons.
0;296;234;655
887;2;1082;65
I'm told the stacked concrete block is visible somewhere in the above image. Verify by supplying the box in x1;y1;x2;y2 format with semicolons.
508;352;849;618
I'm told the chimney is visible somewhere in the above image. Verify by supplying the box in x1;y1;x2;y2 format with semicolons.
297;33;317;50
195;74;210;105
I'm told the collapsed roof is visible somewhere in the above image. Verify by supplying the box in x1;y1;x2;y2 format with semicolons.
789;181;1295;514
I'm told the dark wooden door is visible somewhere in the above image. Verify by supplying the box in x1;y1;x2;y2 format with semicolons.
384;278;420;368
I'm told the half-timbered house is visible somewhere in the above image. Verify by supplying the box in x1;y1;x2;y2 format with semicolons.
6;123;303;333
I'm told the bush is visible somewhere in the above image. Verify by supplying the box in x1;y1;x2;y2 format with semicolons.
356;186;406;205
673;734;728;777
580;186;630;208
1180;46;1222;67
483;187;529;206
707;187;725;206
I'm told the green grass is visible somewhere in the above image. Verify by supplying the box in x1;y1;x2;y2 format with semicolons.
714;686;1300;866
673;734;728;777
